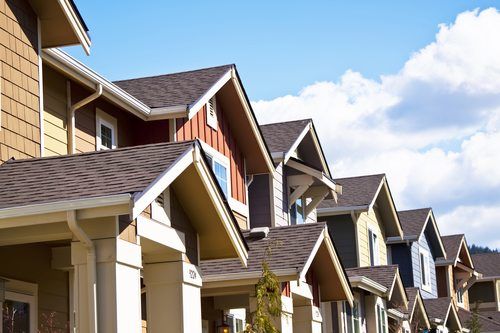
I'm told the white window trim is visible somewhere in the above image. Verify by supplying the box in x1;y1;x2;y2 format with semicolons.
1;277;38;333
96;108;118;150
419;248;432;292
199;140;231;197
375;298;388;333
368;227;380;266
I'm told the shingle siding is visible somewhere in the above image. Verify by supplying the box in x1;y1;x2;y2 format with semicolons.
320;214;358;268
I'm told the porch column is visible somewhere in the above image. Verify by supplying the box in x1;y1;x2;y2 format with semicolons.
249;295;294;333
72;238;142;333
293;302;323;333
143;257;203;333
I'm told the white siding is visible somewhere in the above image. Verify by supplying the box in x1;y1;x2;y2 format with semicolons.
273;162;289;226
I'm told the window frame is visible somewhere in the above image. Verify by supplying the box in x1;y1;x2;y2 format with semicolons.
456;279;464;306
290;196;305;225
376;298;388;333
368;227;380;266
199;141;231;199
419;248;432;292
96;109;118;151
1;278;37;333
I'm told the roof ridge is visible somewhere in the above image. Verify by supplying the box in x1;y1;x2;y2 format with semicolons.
398;207;432;213
260;118;312;127
267;222;326;231
334;173;386;181
5;140;196;164
114;64;234;83
442;233;465;238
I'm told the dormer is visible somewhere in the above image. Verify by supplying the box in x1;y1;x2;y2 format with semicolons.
249;119;339;229
317;174;403;268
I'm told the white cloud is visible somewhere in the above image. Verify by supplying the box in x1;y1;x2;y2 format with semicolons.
252;8;500;248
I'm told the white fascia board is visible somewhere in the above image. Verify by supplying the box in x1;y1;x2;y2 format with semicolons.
283;123;311;164
0;194;131;221
193;144;248;266
386;236;413;244
203;268;298;283
348;276;387;296
387;308;405;320
136;215;186;253
418;211;447;258
309;124;331;177
271;152;285;161
299;231;325;281
187;69;232;119
56;0;91;54
42;49;151;118
316;205;369;217
286;159;336;191
132;146;194;219
148;105;188;120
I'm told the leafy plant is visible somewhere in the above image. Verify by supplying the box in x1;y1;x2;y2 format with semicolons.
244;243;283;333
466;305;482;333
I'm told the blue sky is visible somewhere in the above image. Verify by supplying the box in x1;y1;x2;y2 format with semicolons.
68;0;498;100
68;2;500;248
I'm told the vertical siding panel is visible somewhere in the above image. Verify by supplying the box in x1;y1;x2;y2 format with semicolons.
191;111;199;139
198;105;205;142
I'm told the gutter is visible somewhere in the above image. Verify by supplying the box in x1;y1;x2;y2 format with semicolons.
67;210;97;333
202;268;298;283
316;205;369;217
67;82;103;154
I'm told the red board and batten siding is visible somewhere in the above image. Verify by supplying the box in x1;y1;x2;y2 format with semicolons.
176;102;246;204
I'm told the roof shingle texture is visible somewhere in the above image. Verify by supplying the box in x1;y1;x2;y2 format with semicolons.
404;287;419;316
201;223;326;276
319;174;385;209
423;297;452;321
441;234;464;262
458;308;500;331
260;119;311;154
398;208;431;237
345;265;398;290
114;65;233;109
471;253;500;277
0;141;195;209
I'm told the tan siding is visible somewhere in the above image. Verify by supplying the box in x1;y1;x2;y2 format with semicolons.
0;0;40;162
357;208;388;267
42;64;67;156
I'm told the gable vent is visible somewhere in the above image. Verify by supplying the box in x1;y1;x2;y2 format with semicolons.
206;97;218;130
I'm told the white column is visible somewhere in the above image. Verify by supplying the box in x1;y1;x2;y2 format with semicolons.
143;259;203;333
72;238;142;333
293;303;323;333
249;295;294;333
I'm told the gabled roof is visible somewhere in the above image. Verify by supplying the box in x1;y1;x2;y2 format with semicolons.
438;234;474;269
0;141;248;264
115;65;233;110
260;119;331;176
317;174;403;238
404;287;431;329
423;298;462;330
201;223;353;304
472;253;500;278
396;208;446;258
458;308;500;333
346;265;408;308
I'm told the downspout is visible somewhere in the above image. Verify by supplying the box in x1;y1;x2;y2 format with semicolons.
67;82;103;154
67;210;98;333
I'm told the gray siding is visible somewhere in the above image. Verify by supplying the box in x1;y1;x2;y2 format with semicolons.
273;163;289;226
248;174;272;228
320;214;357;268
411;232;438;299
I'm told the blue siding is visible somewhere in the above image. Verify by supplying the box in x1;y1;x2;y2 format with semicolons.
411;232;438;299
390;244;414;287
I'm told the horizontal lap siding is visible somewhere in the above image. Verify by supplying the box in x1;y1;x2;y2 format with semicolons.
176;100;246;204
320;214;358;268
358;209;388;267
0;0;40;162
273;163;288;226
412;233;438;299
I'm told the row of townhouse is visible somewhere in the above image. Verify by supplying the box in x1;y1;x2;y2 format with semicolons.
0;1;499;333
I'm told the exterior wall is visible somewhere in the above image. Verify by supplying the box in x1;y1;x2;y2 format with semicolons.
410;233;438;299
436;265;450;298
320;214;358;268
42;63;67;155
176;98;246;204
248;174;271;229
469;281;496;308
0;243;70;331
273;162;288;227
170;188;199;266
357;208;387;267
0;0;40;162
390;243;414;288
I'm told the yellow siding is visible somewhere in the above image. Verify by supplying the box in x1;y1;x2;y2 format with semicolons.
357;208;388;267
0;0;41;162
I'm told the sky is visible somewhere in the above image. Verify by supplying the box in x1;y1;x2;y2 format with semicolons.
68;1;500;248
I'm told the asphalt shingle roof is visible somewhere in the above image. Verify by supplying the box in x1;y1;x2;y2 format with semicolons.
0;141;195;209
441;234;464;262
345;265;398;290
480;311;500;324
423;297;452;321
458;308;500;332
319;174;385;209
398;208;431;237
471;253;500;277
114;65;233;109
260;119;311;154
201;223;326;276
404;287;419;316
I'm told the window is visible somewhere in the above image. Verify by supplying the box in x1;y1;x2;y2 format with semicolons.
342;301;360;333
290;197;305;225
369;228;379;266
420;249;431;292
205;153;230;199
1;279;37;333
376;303;388;333
96;109;117;150
206;97;218;130
456;279;464;305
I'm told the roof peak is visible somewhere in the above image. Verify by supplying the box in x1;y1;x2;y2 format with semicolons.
334;173;386;181
261;118;312;127
114;64;234;83
398;207;432;213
